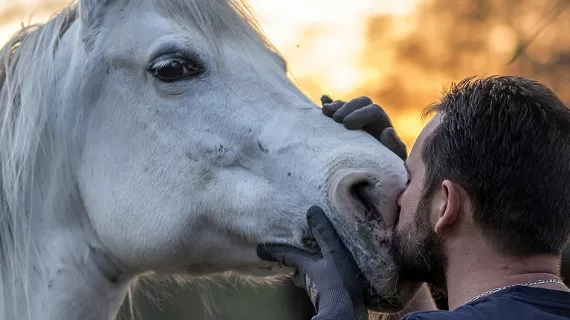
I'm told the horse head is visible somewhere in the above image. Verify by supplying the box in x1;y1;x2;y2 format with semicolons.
0;0;420;318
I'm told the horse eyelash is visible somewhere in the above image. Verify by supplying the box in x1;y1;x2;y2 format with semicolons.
149;52;203;70
149;57;186;71
152;59;176;69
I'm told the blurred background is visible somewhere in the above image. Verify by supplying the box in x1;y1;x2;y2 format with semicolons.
1;0;570;319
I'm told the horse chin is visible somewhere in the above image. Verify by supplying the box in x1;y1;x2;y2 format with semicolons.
362;279;422;313
365;297;405;313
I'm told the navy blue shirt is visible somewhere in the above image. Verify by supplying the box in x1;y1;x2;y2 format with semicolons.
402;287;570;319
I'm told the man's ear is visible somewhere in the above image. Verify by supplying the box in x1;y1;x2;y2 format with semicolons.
434;180;460;234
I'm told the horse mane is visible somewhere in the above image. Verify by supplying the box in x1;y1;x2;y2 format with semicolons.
0;0;280;317
0;5;78;316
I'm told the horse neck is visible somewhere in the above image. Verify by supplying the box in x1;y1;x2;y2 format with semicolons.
1;160;132;320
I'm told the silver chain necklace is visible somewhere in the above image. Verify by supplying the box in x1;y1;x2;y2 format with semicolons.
465;278;565;304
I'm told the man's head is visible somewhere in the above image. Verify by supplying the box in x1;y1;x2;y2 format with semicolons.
393;76;570;285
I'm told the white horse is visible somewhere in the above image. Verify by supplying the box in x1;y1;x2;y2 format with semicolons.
0;0;419;319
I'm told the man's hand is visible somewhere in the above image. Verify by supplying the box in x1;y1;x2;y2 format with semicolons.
320;95;407;161
257;206;368;320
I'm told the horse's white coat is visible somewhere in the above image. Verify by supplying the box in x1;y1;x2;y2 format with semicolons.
0;1;411;319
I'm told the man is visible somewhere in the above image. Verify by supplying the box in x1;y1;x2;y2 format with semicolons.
258;76;570;319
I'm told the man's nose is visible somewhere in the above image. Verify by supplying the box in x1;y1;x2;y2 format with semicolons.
396;187;405;209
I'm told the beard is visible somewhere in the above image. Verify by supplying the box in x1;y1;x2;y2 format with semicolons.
392;192;448;289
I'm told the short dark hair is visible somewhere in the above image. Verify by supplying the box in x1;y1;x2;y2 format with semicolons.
422;76;570;257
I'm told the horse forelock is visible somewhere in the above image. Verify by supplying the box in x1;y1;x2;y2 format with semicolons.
77;0;281;61
154;0;282;63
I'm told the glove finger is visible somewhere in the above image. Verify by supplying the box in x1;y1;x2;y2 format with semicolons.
292;271;318;306
320;95;334;105
380;128;408;161
257;244;321;268
302;273;319;306
322;100;345;117
332;96;373;123
343;104;393;132
305;207;348;258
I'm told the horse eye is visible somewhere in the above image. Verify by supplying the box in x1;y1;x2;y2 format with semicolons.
150;58;202;82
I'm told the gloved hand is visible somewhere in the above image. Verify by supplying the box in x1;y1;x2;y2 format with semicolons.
320;95;407;161
257;206;368;320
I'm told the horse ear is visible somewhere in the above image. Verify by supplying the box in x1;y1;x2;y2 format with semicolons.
78;0;113;28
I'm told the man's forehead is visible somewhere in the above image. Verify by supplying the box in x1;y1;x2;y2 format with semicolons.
407;114;442;168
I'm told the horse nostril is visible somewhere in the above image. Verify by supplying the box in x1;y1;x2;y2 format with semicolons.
327;168;400;227
349;180;382;219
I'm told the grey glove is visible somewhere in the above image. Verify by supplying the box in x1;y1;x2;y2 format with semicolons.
257;206;368;320
320;95;407;161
